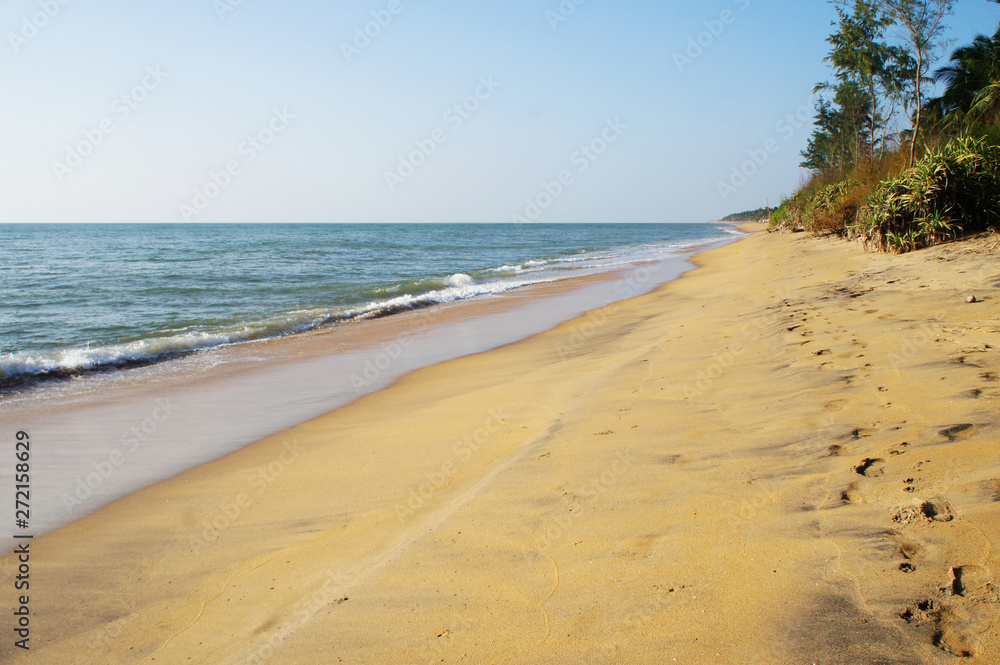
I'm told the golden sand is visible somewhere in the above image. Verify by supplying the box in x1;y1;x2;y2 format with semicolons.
3;226;998;664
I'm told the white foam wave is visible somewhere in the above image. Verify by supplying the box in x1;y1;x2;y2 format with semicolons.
343;274;557;321
0;330;246;382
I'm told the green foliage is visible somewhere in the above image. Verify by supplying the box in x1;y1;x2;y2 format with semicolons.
776;5;1000;255
876;0;956;166
927;24;1000;132
770;180;860;235
802;1;909;174
770;193;807;229
850;136;1000;251
802;83;876;173
721;208;772;222
770;7;1000;254
976;123;1000;147
810;180;861;234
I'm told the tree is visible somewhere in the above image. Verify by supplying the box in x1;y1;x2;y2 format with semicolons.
930;25;1000;127
803;1;906;174
802;98;842;173
827;1;900;162
802;83;875;174
876;0;955;166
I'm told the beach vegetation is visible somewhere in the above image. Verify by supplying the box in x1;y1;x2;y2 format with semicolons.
850;135;1000;250
721;207;772;222
801;0;913;174
877;0;957;166
771;0;1000;252
925;24;1000;134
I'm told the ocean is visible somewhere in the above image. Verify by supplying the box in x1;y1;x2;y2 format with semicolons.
0;223;738;393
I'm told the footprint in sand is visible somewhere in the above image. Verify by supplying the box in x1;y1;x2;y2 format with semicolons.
888;442;909;456
951;355;984;368
855;458;886;478
842;374;862;386
839;483;861;504
849;427;877;440
920;499;955;522
891;498;955;524
895;536;925;563
892;506;923;524
899;598;983;658
886;532;924;573
939;424;978;442
942;566;997;602
985;479;1000;503
909;567;1000;658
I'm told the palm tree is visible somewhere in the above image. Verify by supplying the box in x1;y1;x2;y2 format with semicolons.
967;81;1000;126
931;25;1000;128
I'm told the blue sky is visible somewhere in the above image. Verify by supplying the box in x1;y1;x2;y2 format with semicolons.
2;0;998;223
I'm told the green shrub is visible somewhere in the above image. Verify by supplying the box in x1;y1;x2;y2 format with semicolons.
805;180;860;235
770;180;858;235
850;136;1000;252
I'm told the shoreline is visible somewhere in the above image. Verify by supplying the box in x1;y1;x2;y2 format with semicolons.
1;230;739;409
0;234;737;541
1;223;741;398
3;226;998;663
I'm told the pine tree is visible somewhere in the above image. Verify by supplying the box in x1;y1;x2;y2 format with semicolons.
802;1;907;173
875;0;956;165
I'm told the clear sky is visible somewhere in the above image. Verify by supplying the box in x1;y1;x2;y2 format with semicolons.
2;0;998;223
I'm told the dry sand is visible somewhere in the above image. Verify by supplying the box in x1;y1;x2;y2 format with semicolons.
3;225;998;664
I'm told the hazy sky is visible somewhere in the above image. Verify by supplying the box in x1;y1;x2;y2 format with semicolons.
2;0;998;223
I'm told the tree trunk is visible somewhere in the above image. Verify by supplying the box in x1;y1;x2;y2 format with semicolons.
910;50;923;168
869;81;877;166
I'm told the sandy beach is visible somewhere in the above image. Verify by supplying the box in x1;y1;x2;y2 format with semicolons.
3;225;998;664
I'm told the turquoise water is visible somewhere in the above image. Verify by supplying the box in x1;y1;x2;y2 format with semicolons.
0;223;736;389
